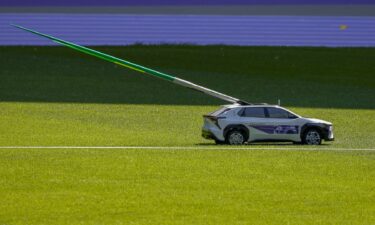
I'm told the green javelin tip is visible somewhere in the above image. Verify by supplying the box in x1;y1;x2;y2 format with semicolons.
11;24;175;82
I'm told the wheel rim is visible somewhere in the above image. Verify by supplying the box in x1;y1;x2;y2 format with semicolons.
305;130;321;145
228;132;244;145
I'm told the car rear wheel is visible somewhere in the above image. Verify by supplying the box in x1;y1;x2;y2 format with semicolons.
226;130;245;145
303;129;322;145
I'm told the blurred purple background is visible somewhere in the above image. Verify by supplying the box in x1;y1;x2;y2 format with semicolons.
2;14;374;47
1;0;374;6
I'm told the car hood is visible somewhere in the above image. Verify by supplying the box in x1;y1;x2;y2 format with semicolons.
304;118;332;125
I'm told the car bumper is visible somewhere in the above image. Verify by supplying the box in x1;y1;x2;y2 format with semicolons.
202;129;216;140
324;137;335;142
323;127;334;141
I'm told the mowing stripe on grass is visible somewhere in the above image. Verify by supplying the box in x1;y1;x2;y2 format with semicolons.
0;146;375;151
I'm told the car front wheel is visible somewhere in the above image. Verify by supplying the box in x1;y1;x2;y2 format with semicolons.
226;130;245;145
303;129;322;145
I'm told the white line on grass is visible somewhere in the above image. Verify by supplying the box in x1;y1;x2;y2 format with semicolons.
0;146;375;151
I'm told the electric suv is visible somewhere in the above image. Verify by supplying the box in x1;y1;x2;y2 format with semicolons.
202;105;334;145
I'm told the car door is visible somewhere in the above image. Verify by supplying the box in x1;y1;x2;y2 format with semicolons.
237;107;270;141
261;107;300;141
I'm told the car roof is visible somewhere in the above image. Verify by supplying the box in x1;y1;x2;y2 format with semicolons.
223;104;280;109
220;104;301;118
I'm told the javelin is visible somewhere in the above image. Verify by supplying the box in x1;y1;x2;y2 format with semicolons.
11;24;250;105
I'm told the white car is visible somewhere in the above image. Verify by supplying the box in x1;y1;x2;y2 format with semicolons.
202;104;334;145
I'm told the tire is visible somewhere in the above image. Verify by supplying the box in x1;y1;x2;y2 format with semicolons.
226;130;246;145
302;129;322;145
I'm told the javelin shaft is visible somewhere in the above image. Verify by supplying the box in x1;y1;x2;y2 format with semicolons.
12;24;249;105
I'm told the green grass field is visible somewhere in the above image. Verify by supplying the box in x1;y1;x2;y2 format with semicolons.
0;46;375;224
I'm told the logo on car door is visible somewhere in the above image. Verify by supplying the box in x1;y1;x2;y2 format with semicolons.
251;125;299;134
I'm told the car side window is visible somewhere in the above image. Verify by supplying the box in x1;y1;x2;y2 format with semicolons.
267;107;294;119
240;107;266;118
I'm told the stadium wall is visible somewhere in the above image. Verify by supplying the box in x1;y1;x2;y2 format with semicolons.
1;1;374;47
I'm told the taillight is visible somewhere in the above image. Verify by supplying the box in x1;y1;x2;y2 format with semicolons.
203;115;225;129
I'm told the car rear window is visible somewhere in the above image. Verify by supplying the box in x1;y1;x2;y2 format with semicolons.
209;107;231;116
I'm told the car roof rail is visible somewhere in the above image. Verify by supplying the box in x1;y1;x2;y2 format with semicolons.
252;103;269;105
